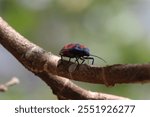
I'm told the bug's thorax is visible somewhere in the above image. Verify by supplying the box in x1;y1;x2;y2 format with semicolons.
60;43;90;57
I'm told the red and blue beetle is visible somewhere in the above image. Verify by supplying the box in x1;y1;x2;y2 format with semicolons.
59;43;106;65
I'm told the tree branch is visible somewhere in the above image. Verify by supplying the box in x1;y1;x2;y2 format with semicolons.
39;73;129;100
0;17;149;99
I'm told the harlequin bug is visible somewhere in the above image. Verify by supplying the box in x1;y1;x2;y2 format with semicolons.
59;43;106;65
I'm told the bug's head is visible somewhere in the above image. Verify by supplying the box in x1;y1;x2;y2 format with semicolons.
83;48;90;56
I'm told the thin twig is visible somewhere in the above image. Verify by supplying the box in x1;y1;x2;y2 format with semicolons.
0;77;20;92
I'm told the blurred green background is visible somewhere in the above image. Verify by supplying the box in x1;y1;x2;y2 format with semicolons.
0;0;150;99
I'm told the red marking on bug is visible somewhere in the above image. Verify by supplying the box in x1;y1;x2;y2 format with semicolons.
64;43;76;49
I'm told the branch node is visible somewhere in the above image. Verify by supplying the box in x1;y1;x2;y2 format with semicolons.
25;46;47;72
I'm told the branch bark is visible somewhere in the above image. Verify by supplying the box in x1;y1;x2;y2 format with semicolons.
39;73;129;99
0;17;149;99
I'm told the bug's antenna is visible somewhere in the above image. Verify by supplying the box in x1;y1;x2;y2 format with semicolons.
90;54;107;63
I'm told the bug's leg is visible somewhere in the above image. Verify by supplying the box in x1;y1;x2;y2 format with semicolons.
60;56;63;62
59;55;64;65
80;57;85;64
68;57;71;63
75;57;80;65
60;55;64;64
61;55;63;60
72;57;79;70
91;57;94;65
84;57;94;65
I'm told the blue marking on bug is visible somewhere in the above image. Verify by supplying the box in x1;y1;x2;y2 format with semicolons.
59;43;106;65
